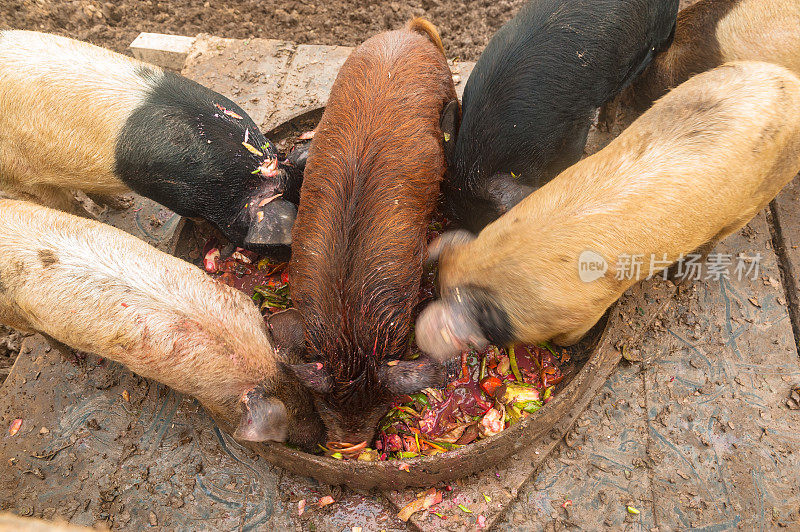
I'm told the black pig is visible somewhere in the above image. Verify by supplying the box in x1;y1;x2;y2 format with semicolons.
445;0;680;232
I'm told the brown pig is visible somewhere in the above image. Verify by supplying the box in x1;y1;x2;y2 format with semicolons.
274;19;460;445
611;0;800;119
0;199;323;450
416;61;800;360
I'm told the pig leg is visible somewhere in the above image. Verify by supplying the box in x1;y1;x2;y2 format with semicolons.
666;239;720;285
7;183;86;217
86;193;134;211
597;100;619;132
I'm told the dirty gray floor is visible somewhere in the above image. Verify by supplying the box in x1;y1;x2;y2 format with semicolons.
1;34;799;531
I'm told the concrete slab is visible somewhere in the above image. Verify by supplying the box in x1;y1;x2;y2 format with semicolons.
770;173;800;352
450;60;475;100
97;194;184;254
263;43;352;132
642;212;800;530
180;37;475;135
181;35;296;131
129;32;196;71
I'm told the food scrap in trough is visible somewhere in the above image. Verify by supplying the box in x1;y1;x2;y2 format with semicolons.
204;218;569;461
397;488;442;522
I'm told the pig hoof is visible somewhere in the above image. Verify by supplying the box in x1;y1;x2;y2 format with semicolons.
415;298;487;362
234;386;289;442
244;199;297;247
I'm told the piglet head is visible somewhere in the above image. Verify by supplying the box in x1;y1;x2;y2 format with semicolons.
230;309;326;451
267;308;445;446
287;356;445;446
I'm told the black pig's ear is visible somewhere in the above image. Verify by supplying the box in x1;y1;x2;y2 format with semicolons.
286;140;311;173
244;198;297;247
380;357;445;395
440;99;461;166
234;386;289;442
267;309;306;358
289;362;333;394
483;173;534;217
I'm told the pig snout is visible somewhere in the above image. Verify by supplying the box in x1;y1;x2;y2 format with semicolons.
416;288;514;362
416;296;488;362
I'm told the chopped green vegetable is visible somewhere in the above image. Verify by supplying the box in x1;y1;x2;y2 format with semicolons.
458;504;472;514
331;452;343;460
398;451;418;459
433;512;445;519
252;284;291;310
542;387;553;401
501;384;540;404
538;341;558;357
519;400;543;414
409;393;430;407
627;506;640;515
509;346;523;382
443;132;451;142
483;494;492;503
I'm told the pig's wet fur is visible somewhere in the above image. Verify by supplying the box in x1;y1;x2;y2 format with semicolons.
0;200;324;451
445;0;680;232
286;19;458;444
116;67;299;249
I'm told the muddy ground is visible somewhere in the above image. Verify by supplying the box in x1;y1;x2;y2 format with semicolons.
2;0;527;60
0;0;699;60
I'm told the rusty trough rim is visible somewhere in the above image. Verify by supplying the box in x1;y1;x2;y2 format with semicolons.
245;310;619;490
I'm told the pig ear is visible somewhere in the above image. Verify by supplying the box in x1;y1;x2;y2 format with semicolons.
427;229;475;265
289;362;333;394
285;140;311;173
380;358;445;395
234;386;289;442
245;198;297;247
483;173;534;216
440;99;461;166
267;308;306;357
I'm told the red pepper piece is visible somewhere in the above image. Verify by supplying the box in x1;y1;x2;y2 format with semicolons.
480;376;503;397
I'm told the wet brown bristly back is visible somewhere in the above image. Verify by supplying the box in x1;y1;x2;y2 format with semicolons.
289;22;456;438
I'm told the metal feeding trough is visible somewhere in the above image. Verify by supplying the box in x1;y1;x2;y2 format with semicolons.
173;109;620;490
